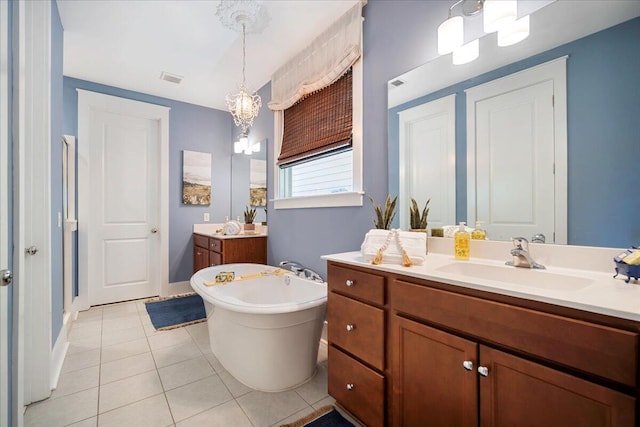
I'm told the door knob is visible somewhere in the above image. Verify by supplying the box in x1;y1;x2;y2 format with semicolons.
346;383;354;391
462;360;473;371
345;279;354;287
151;228;158;234
1;269;12;287
25;246;38;255
346;324;355;332
478;366;489;377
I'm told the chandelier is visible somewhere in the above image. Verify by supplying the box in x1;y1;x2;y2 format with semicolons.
217;1;268;135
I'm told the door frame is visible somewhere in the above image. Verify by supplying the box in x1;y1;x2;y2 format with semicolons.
465;57;567;243
77;90;170;310
62;135;77;313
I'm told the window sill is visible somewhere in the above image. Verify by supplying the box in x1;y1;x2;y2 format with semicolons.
273;192;364;210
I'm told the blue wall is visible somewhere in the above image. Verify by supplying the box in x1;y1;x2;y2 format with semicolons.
51;0;64;345
389;17;640;248
63;77;233;284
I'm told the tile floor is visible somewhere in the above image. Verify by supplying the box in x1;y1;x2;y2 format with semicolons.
24;299;345;427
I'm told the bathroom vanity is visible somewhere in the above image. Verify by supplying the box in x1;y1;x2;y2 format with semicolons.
324;246;639;426
193;232;267;272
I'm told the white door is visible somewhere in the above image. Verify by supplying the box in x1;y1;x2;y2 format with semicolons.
78;91;170;307
1;0;11;422
466;58;567;243
398;94;456;230
62;135;77;313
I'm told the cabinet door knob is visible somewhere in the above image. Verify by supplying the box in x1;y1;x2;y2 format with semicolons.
346;383;354;391
346;324;355;332
462;360;473;371
345;279;354;287
478;366;489;377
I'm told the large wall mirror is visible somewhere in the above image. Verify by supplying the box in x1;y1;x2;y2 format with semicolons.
388;0;640;248
231;138;268;224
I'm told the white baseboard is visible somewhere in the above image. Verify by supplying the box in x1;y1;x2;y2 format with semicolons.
50;312;72;390
169;281;192;296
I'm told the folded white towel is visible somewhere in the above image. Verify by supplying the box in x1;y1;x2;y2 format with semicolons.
361;229;426;266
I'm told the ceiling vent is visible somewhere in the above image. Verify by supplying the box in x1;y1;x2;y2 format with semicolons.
160;71;183;84
389;79;405;88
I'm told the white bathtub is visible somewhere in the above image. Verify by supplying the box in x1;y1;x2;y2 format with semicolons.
190;263;327;392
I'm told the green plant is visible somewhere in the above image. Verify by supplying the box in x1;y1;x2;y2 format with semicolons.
243;206;256;224
369;194;397;230
409;198;430;230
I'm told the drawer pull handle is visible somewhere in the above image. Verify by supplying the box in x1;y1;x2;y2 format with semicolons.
345;279;354;287
346;324;355;332
462;360;473;371
346;383;354;391
478;366;489;377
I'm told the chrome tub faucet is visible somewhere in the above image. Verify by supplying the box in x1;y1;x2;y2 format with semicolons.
506;237;545;269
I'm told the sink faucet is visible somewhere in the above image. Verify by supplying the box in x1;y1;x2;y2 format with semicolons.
506;237;545;269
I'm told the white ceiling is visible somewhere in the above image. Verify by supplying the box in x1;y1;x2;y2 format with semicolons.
56;0;360;111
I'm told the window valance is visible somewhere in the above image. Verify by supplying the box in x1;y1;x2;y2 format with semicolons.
268;2;362;111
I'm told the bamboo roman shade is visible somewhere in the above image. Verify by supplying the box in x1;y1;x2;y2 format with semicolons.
278;69;352;166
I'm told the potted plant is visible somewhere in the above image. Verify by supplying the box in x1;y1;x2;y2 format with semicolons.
369;194;397;230
409;198;430;232
243;206;256;232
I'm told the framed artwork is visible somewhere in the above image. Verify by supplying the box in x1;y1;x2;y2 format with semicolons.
249;159;267;207
182;150;211;205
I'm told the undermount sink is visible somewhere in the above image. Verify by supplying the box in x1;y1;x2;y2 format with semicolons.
436;262;594;291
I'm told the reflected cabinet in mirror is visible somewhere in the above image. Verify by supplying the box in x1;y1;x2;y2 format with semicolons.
388;1;640;248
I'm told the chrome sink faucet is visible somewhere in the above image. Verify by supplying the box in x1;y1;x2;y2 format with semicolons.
506;237;545;269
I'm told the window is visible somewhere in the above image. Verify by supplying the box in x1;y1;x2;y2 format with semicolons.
273;60;363;210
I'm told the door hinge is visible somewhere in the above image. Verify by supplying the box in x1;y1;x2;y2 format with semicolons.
552;95;555;107
553;163;555;174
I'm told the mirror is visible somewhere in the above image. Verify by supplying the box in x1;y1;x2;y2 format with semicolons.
388;1;640;248
231;138;268;224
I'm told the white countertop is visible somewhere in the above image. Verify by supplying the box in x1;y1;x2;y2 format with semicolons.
322;249;640;322
193;223;267;239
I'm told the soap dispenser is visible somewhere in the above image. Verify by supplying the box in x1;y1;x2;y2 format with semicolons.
454;222;470;260
471;221;486;240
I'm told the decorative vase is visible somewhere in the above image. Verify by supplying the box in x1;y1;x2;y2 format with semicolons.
410;228;428;254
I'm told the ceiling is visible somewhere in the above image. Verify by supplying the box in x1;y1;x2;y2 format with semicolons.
56;0;360;111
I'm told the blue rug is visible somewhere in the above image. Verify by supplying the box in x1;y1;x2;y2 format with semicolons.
145;293;206;331
280;406;354;427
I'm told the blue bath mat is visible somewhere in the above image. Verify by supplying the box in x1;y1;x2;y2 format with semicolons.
280;405;354;427
145;293;206;331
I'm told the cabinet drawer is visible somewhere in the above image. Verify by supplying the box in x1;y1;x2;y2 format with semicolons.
210;238;222;253
329;345;384;427
393;279;639;388
193;234;209;249
328;292;384;370
210;251;222;266
328;263;385;305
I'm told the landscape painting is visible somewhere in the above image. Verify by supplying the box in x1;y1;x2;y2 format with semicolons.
249;159;267;207
182;150;211;205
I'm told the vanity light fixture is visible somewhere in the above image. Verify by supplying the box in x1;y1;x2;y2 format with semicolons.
217;1;268;136
437;0;530;65
233;133;260;155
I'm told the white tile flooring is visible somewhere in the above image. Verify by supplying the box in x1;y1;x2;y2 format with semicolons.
24;299;340;427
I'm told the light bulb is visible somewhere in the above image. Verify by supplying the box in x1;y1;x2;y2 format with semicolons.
497;15;530;47
437;16;463;55
483;0;517;34
452;39;479;65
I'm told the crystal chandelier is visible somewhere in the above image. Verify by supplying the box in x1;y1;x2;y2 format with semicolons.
217;1;267;135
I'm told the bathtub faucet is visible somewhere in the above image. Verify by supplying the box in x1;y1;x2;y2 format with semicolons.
302;268;324;283
279;261;305;276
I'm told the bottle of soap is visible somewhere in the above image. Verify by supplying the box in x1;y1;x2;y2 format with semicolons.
454;222;470;260
471;221;486;240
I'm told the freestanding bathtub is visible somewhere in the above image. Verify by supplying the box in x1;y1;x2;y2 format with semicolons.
190;263;327;392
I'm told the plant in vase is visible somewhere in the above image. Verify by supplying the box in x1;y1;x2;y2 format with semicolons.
243;206;256;232
409;198;430;231
369;194;397;230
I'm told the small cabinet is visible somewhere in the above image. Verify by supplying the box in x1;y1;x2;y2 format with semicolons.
193;233;267;273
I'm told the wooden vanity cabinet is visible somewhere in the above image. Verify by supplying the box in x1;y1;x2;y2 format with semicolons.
193;233;267;273
326;260;639;427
